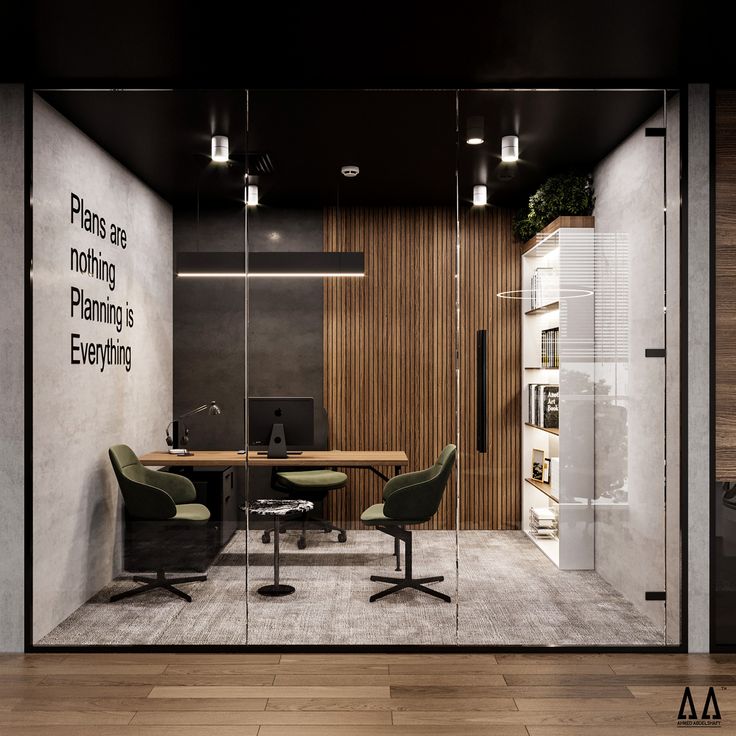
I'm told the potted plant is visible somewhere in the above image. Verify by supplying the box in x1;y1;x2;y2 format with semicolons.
513;172;595;242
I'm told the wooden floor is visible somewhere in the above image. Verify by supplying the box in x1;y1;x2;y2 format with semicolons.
1;653;736;734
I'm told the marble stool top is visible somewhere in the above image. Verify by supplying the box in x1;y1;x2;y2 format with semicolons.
248;499;314;516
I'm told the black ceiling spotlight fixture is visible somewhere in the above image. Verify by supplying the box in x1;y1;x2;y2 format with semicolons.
466;116;484;145
176;251;365;278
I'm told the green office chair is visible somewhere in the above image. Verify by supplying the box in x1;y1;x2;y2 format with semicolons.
361;444;456;603
266;408;348;549
108;444;211;603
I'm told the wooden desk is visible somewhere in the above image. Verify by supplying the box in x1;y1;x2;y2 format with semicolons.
139;450;409;481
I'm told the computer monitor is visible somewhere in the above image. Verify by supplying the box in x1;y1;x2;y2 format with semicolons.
247;397;315;458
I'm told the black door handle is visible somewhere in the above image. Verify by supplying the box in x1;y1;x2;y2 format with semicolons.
477;329;487;453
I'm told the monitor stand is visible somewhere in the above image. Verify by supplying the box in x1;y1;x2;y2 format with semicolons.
259;423;303;459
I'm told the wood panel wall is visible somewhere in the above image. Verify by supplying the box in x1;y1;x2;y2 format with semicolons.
323;206;520;530
459;207;522;530
716;91;736;479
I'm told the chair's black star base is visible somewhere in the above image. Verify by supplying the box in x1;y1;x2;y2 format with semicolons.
369;574;450;602
258;583;295;596
263;513;348;549
369;524;451;603
110;570;207;603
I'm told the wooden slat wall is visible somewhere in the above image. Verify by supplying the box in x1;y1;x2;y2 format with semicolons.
323;206;520;530
717;91;736;480
459;207;521;530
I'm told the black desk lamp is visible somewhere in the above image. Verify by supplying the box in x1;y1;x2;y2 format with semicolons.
166;400;221;455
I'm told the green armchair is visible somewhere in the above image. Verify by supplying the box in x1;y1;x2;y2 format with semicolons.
361;444;456;602
108;444;211;602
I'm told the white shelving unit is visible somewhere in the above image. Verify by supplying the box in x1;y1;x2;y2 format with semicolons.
521;218;595;570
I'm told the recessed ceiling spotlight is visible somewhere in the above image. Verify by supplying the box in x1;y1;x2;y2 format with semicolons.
501;135;519;162
466;116;484;145
473;184;488;206
341;165;360;177
245;184;259;206
211;135;229;163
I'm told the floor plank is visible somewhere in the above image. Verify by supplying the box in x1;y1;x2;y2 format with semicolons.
9;697;269;712
393;710;657;725
265;697;518;712
258;727;528;736
148;685;392;699
390;685;635;699
164;663;390;675
131;710;393;725
389;663;616;675
0;710;135;725
525;729;718;736
0;728;258;736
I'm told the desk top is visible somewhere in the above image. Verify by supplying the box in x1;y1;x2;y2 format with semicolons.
139;450;409;468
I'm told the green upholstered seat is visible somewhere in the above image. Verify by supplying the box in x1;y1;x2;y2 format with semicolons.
173;503;212;523
108;444;211;604
276;469;348;491
361;444;456;526
360;503;427;526
109;444;210;523
361;444;457;603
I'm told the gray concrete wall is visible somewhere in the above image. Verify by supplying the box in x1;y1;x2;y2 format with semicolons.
687;84;711;653
592;96;681;639
32;95;173;641
0;85;26;652
172;206;323;504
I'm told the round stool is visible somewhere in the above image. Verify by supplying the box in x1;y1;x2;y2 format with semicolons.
249;499;314;596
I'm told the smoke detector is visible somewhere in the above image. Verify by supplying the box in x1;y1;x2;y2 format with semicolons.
341;165;360;177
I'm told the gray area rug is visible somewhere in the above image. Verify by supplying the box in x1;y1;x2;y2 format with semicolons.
39;530;662;646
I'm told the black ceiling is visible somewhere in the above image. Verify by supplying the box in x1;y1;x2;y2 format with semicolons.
40;88;664;210
3;1;733;86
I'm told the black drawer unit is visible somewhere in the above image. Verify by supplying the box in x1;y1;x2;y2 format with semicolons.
169;465;238;550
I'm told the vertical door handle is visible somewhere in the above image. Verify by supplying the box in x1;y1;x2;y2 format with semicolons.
477;329;487;453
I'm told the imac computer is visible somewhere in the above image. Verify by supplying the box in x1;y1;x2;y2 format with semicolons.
247;397;315;459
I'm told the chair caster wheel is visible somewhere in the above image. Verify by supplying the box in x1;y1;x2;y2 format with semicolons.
261;532;271;544
337;532;347;543
297;537;307;550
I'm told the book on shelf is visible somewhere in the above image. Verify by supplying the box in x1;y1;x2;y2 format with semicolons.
541;327;559;368
530;267;555;310
549;457;560;494
527;383;559;428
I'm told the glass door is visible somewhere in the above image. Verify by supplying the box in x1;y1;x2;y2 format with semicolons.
243;90;460;644
455;89;680;646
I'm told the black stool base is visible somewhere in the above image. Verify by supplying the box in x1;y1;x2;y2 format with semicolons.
258;583;295;597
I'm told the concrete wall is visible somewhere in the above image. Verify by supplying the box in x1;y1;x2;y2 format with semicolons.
687;84;711;652
0;85;25;652
592;96;681;639
172;206;323;503
32;95;173;641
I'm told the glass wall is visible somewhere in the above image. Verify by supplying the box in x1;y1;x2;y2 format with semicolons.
30;87;681;648
243;91;459;644
456;90;681;646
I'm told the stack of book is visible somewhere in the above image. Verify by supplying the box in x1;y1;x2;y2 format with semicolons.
530;267;555;310
541;327;559;368
527;383;559;428
529;506;558;539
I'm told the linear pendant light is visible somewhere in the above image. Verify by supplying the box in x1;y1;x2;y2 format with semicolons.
176;251;365;278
